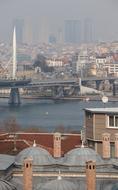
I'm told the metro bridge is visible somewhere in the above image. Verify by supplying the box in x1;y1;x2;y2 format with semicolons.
0;78;31;105
0;78;31;87
81;76;118;89
81;76;117;82
0;76;117;105
27;76;118;87
0;78;80;104
0;76;117;88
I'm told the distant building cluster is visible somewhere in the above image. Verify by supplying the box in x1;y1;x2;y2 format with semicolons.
64;19;94;44
11;18;94;45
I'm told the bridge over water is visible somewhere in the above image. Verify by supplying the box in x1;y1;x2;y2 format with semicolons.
0;78;31;104
0;78;80;104
0;76;117;104
27;76;118;87
0;76;117;88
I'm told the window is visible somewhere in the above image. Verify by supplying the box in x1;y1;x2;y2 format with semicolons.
86;112;93;119
110;143;115;158
108;115;118;127
109;116;114;126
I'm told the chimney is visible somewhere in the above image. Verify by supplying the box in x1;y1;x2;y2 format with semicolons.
53;132;61;158
115;133;118;158
102;133;110;159
86;160;96;190
23;158;33;190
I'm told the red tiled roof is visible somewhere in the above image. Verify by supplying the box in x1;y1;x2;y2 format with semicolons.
0;132;81;156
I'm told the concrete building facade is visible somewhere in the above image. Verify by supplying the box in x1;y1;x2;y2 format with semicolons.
85;108;118;157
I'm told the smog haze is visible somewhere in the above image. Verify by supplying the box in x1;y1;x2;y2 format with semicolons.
0;0;117;43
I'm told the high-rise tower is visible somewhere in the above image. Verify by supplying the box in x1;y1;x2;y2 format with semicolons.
23;19;33;45
40;17;49;44
64;20;81;44
83;18;94;43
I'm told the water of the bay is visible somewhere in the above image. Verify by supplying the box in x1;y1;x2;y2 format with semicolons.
0;98;118;132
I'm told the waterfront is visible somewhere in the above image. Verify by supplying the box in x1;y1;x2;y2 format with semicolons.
0;98;118;132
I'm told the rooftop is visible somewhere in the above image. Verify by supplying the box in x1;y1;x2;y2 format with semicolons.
0;180;16;190
15;145;54;166
85;107;118;114
63;146;104;166
37;177;78;190
0;154;15;170
0;132;81;156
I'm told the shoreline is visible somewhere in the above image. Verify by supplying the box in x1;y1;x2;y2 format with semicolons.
0;94;117;102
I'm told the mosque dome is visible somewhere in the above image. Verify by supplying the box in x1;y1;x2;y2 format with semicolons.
37;177;78;190
63;147;103;166
15;145;54;165
0;179;17;190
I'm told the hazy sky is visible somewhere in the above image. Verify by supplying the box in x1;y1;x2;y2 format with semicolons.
0;0;118;42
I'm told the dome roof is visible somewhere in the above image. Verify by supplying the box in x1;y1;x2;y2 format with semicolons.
15;146;54;165
0;179;17;190
63;147;103;166
112;183;118;190
0;154;15;170
37;177;78;190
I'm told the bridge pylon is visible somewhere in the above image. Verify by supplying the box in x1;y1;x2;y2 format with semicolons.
13;27;17;79
8;88;21;105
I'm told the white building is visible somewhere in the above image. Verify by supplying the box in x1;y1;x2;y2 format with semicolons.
46;59;63;67
76;51;89;76
95;56;107;69
105;63;118;76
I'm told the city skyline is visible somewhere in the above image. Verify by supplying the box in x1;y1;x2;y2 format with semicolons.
0;0;118;43
9;18;95;44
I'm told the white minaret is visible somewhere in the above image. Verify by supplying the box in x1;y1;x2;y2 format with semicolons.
13;27;17;79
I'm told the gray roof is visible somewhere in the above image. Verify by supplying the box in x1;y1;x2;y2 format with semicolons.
112;183;118;190
37;178;78;190
0;154;15;170
10;176;118;190
63;147;104;166
85;108;118;114
0;179;17;190
15;146;55;166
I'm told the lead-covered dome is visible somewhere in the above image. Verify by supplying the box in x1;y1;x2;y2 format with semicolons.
0;179;17;190
15;145;54;165
63;147;103;166
37;177;78;190
112;183;118;190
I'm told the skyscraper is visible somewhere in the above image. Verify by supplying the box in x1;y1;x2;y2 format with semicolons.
13;19;24;44
23;19;33;45
57;28;63;44
83;18;94;43
39;17;49;44
64;20;81;44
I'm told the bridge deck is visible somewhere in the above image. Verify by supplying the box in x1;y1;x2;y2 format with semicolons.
0;79;31;87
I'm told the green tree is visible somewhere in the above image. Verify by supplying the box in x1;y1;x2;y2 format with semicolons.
33;54;54;72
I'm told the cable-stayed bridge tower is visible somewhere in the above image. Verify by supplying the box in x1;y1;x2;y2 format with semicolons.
13;27;17;79
9;27;20;104
0;27;31;105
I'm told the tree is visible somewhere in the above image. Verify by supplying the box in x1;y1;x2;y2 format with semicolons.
33;54;54;72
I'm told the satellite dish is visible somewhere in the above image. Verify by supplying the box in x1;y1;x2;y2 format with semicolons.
102;96;108;104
